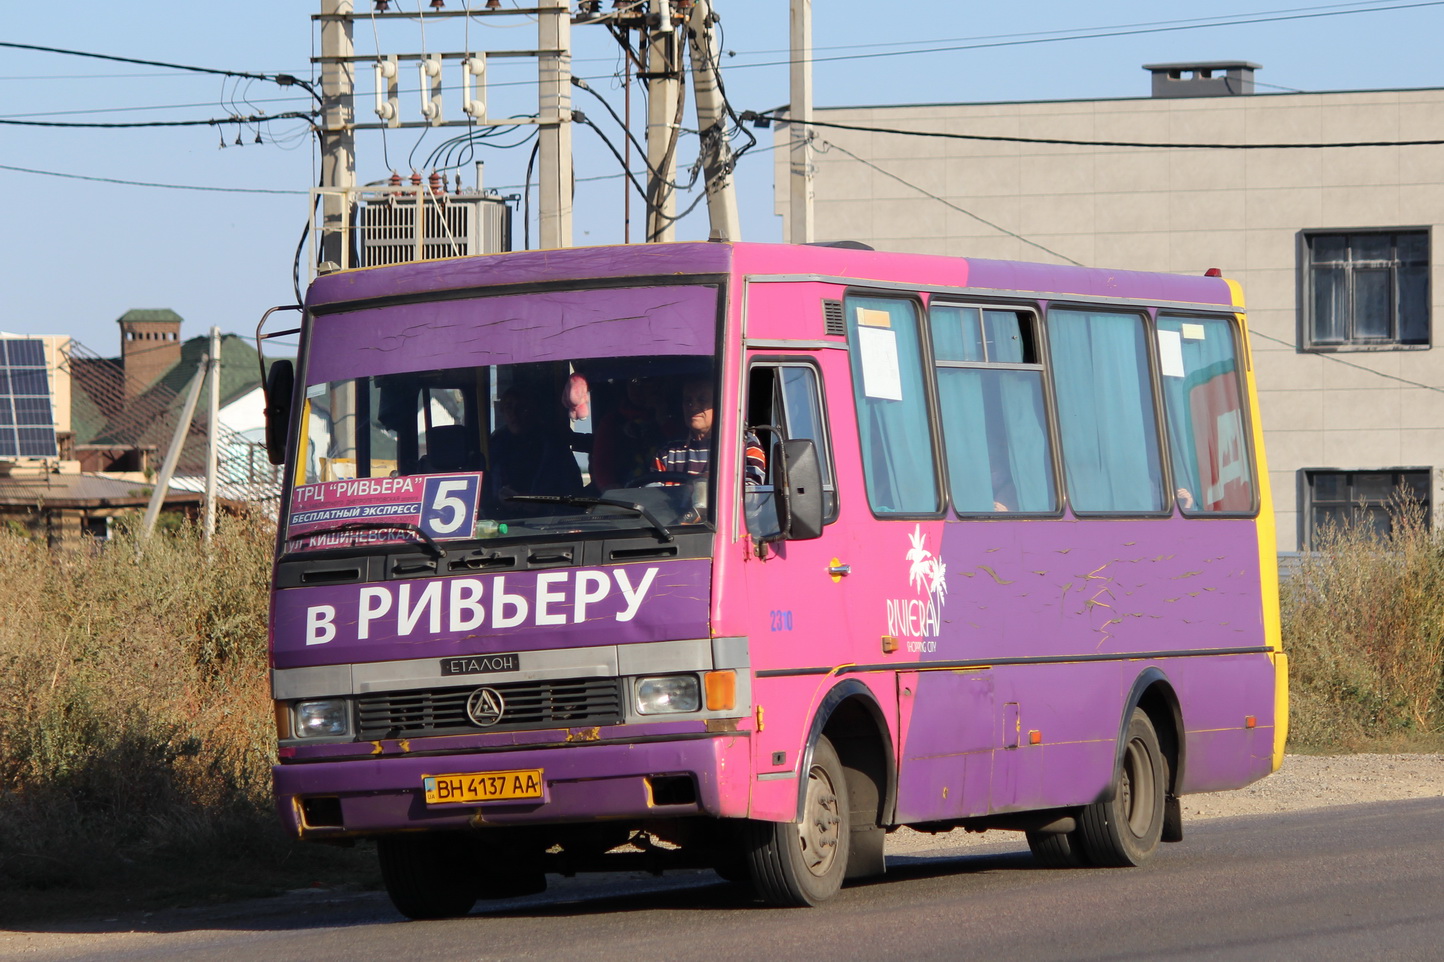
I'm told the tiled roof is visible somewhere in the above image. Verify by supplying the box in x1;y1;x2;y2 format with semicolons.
0;473;200;508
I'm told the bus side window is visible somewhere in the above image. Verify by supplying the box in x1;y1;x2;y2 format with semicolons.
931;305;1057;514
844;296;941;515
1048;308;1166;513
1156;316;1255;513
745;361;838;539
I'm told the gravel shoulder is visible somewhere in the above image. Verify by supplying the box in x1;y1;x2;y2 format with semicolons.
889;753;1444;854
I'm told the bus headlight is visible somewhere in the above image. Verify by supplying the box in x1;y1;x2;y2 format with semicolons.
294;699;350;738
636;675;701;715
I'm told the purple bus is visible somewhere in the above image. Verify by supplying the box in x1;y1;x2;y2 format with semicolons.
262;241;1286;916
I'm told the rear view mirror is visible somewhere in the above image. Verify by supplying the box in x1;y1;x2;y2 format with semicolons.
264;359;295;466
779;438;823;541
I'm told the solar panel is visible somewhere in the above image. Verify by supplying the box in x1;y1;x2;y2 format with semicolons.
0;338;58;458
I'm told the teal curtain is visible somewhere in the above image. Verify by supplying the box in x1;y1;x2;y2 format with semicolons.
996;371;1055;511
1049;309;1163;513
847;296;939;513
937;370;992;511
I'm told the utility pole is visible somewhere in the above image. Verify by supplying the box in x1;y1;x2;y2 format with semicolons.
789;0;814;244
319;0;356;269
687;0;738;242
203;327;221;542
644;2;682;242
537;0;574;249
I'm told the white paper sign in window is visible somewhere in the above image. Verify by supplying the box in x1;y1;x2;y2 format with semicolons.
858;325;903;400
1157;328;1185;379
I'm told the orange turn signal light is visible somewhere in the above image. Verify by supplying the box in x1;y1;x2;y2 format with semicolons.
1029;730;1042;745
704;670;736;711
1245;715;1257;729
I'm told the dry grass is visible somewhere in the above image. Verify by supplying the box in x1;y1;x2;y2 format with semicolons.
1283;496;1444;749
0;514;375;922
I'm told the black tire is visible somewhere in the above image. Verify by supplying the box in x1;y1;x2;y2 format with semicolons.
1026;828;1090;868
377;834;480;920
746;735;851;906
1077;708;1166;867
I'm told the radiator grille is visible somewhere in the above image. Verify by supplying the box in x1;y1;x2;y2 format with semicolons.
355;677;623;738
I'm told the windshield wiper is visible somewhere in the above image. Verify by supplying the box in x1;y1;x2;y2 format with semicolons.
285;521;444;558
504;494;674;543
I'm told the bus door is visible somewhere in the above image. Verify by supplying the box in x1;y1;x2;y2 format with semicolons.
739;356;855;798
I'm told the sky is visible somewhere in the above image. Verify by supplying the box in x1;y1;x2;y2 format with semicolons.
3;1;1443;357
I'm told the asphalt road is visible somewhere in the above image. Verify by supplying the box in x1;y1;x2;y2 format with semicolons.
7;797;1442;962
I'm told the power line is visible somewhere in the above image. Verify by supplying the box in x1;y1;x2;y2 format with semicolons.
0;163;309;195
734;1;1414;56
814;139;1084;267
719;0;1444;73
0;111;315;130
0;41;318;101
752;114;1444;151
1;95;314;121
1248;329;1444;393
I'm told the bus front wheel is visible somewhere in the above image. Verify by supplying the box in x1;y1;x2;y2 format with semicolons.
1077;708;1166;867
746;734;851;906
377;834;480;920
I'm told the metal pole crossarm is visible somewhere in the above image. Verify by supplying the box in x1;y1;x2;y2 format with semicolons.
315;7;554;20
313;49;563;63
349;116;549;131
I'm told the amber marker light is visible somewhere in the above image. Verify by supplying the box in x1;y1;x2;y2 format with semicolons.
704;670;737;711
1245;715;1258;729
1029;730;1042;745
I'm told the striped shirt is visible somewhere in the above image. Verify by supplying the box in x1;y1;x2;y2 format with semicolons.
653;431;766;484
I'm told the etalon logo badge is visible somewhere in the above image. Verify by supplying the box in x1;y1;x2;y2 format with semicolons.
465;687;506;727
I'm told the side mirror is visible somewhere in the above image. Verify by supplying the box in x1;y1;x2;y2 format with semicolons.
264;359;295;466
779;438;824;541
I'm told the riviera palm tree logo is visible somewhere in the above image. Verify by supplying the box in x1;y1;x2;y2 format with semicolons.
891;524;947;650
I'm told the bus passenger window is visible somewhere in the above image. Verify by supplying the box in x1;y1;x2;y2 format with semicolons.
930;305;1056;515
1048;309;1165;513
845;296;940;515
1156;316;1255;513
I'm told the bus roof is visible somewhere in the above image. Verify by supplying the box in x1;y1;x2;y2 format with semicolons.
305;242;1236;311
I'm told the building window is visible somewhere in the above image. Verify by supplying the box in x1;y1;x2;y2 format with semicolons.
1303;230;1428;349
1302;468;1431;549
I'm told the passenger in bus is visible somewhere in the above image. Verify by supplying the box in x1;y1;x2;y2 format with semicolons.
483;386;583;516
419;423;483;474
562;373;594;477
591;376;672;489
652;378;765;484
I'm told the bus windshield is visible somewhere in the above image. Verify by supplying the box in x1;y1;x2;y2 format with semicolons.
288;283;722;546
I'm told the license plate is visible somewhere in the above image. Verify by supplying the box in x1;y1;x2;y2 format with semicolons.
422;769;544;805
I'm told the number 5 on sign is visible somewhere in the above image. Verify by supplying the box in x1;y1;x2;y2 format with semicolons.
420;474;480;538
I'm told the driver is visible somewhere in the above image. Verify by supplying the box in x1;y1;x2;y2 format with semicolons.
651;377;765;485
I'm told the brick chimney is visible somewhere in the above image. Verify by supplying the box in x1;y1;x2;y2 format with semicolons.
117;309;183;398
1143;61;1260;98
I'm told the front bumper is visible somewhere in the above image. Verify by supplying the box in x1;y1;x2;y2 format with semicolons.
274;731;751;838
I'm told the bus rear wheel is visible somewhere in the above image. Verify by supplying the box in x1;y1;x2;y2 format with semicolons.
1026;828;1089;868
746;735;851;906
1078;708;1166;867
377;834;480;920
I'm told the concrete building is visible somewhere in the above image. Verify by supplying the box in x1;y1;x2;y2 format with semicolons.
773;63;1444;553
